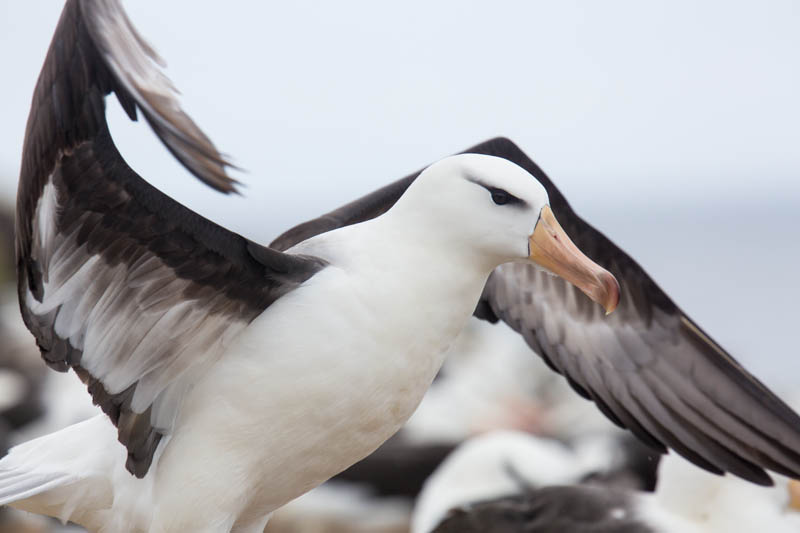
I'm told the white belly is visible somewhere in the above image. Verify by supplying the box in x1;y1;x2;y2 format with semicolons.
150;264;482;528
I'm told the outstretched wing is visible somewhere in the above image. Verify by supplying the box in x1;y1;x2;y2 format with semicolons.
17;0;324;477
474;139;800;486
273;137;800;485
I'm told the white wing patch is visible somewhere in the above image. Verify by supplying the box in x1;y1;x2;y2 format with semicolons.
33;181;60;277
27;174;250;434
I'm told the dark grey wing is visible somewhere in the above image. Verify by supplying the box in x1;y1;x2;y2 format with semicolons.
432;486;653;533
16;0;324;478
474;138;800;486
273;137;800;485
270;174;417;250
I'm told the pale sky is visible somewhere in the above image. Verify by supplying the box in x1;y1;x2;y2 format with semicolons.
1;1;799;386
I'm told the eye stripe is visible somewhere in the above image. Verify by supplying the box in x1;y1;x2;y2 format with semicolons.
466;177;528;207
486;186;524;206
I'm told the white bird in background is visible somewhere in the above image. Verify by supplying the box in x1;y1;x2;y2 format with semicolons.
2;1;800;532
412;431;800;533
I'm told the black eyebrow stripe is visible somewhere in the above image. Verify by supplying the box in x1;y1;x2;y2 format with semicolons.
467;178;528;207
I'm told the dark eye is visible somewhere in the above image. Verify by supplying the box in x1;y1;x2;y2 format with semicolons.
490;188;511;205
470;180;527;207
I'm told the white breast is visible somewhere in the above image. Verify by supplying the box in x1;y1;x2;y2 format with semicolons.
148;222;492;526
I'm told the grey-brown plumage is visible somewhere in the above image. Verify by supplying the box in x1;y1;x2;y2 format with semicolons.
16;0;325;478
272;137;800;486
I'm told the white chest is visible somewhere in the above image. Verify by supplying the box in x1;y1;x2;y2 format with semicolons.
238;263;477;440
165;261;486;515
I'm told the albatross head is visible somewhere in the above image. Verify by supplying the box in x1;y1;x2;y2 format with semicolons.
396;153;619;314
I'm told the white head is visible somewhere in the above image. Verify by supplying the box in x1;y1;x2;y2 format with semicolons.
388;154;619;313
390;154;547;268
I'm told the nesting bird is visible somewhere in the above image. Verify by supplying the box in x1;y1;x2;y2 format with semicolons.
412;431;800;533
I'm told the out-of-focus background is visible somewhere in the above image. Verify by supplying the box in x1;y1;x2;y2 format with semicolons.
1;1;799;532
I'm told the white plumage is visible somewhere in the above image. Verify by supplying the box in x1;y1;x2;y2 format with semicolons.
1;155;558;531
8;2;799;531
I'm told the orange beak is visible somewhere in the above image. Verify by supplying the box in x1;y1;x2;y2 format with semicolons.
529;206;620;315
788;479;800;511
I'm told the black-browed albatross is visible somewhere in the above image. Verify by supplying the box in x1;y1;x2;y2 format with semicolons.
2;0;800;531
412;431;800;533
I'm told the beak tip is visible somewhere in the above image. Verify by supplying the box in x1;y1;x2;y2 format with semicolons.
600;271;620;315
527;206;621;316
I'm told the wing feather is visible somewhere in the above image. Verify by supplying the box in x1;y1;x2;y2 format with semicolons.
17;0;325;478
472;140;800;485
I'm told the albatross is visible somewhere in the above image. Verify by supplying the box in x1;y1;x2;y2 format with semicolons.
2;0;800;531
